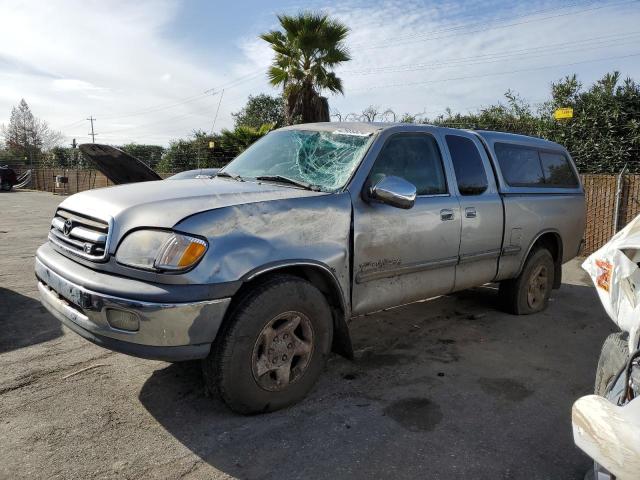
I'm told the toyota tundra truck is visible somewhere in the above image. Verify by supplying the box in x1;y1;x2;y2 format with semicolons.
35;122;585;413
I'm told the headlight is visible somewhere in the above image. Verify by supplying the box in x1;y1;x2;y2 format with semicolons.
116;230;208;271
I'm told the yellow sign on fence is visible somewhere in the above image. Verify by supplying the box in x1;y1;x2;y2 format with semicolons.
554;107;574;120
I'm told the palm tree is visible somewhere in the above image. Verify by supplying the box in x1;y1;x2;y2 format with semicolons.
260;12;350;124
219;123;274;153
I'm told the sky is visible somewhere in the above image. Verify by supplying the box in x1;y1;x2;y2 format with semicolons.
0;0;639;146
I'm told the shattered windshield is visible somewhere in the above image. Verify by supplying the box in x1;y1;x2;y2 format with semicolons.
221;129;374;191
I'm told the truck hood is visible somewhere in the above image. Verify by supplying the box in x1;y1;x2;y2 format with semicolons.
58;178;326;250
78;144;162;184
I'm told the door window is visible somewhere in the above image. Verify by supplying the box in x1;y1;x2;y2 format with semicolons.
368;134;447;195
446;135;488;195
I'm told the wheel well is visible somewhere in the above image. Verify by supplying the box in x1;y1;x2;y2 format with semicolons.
529;232;563;289
230;265;353;359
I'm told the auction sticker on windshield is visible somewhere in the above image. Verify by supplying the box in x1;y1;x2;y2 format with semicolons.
332;129;373;137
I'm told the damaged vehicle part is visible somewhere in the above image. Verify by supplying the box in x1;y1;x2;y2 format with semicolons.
36;122;584;414
575;220;640;479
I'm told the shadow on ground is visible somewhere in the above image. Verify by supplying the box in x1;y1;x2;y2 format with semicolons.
0;287;63;353
139;283;614;479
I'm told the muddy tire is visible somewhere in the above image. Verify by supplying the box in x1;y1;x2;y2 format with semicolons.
594;332;629;396
202;274;333;414
499;248;555;315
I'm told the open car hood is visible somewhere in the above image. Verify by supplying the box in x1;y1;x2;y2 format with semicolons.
583;214;640;353
79;144;162;184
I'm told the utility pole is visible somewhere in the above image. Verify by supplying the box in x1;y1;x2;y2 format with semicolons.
87;116;97;143
211;89;225;134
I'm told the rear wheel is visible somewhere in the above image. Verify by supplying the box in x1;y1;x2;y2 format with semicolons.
1;181;12;191
499;248;555;314
202;274;333;414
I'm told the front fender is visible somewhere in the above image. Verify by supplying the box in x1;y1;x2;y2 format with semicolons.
174;192;353;310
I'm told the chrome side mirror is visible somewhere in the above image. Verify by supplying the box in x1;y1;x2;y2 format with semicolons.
367;175;417;209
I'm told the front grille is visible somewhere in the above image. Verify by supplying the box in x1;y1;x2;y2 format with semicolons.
48;208;111;261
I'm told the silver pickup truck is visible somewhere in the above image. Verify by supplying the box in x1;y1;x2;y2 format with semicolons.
36;122;585;413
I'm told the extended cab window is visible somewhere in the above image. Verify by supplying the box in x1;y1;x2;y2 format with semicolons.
539;151;579;187
495;142;578;188
369;134;447;195
494;143;544;186
446;135;488;195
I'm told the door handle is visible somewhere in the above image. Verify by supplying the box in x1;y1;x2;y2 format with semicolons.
440;209;454;221
465;207;477;218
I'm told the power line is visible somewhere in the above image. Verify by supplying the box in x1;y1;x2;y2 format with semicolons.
349;51;640;92
356;0;639;50
98;93;210;120
55;118;87;130
97;104;216;136
93;71;267;123
349;0;602;46
211;89;225;134
342;31;640;75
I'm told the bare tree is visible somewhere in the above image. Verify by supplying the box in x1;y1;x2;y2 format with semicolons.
330;109;343;122
381;108;397;122
360;105;381;122
345;105;398;122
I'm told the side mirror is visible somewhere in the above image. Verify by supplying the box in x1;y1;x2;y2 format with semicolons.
367;175;417;209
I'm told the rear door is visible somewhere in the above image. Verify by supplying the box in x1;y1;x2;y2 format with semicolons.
351;129;461;315
444;132;503;291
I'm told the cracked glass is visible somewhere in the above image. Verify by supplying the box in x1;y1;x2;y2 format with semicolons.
222;129;374;191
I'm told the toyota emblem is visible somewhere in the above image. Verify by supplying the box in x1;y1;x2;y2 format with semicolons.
63;219;73;236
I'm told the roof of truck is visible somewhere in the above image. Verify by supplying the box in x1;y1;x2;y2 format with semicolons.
471;130;565;150
277;122;566;150
278;122;386;134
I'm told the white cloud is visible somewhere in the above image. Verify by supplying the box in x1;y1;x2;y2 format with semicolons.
0;0;639;146
51;79;105;92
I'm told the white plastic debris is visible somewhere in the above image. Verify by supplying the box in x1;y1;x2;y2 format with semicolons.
583;215;640;353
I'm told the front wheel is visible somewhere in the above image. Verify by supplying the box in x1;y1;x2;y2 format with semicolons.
202;274;333;414
499;248;555;315
1;181;12;191
594;332;628;397
590;332;628;480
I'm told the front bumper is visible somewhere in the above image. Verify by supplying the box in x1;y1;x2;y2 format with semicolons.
35;250;231;361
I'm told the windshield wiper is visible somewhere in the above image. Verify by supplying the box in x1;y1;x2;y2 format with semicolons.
256;175;321;191
216;171;244;181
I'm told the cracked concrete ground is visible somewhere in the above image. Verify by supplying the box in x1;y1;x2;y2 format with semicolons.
0;190;614;479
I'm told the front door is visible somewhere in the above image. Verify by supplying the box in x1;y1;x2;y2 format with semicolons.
351;131;461;315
